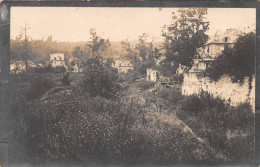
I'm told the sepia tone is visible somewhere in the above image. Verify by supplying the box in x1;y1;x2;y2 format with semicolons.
2;6;257;167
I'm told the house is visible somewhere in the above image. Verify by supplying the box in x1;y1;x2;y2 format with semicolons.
147;68;160;82
50;53;66;68
112;59;133;74
199;29;242;58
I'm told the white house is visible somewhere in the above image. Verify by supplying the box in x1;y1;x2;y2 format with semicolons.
50;53;66;68
112;59;133;74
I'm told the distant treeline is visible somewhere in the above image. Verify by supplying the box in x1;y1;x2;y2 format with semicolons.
10;35;150;63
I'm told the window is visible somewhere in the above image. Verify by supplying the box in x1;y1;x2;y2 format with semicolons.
224;37;228;42
207;45;209;53
119;63;121;67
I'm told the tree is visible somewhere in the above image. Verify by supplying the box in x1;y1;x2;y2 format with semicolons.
81;57;120;99
161;8;209;75
206;32;255;84
121;34;159;76
86;29;111;59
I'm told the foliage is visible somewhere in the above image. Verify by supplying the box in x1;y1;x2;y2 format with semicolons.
26;78;54;100
171;74;184;83
17;85;217;163
81;57;120;99
136;80;155;91
176;91;254;160
121;34;159;76
52;66;67;73
206;32;255;83
61;73;72;86
161;8;209;75
86;28;111;59
34;64;53;73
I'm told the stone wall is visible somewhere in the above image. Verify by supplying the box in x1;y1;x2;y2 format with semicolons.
182;73;255;111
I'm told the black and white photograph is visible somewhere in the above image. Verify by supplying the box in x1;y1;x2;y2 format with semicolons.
1;5;257;166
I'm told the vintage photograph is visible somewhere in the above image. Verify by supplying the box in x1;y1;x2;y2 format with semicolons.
8;7;255;166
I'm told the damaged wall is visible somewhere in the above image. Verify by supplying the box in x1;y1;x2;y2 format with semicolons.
182;73;255;111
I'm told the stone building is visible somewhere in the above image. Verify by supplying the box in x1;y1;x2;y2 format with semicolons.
147;68;160;82
112;59;133;74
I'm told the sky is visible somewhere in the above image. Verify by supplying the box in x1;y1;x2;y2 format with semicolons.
10;7;256;42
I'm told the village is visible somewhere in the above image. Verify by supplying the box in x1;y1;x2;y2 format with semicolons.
7;7;256;166
10;28;255;111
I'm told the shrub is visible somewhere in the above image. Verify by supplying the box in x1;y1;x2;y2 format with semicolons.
22;86;215;163
171;74;184;83
34;65;52;73
61;73;72;86
52;66;66;73
176;91;254;160
136;80;155;91
26;78;54;100
80;57;120;99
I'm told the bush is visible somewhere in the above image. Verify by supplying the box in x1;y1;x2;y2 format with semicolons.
176;91;254;160
61;73;72;86
136;80;155;91
34;65;52;73
171;74;184;83
34;65;67;73
81;57;120;99
52;66;67;73
26;78;54;100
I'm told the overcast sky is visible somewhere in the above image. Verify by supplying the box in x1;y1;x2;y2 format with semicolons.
10;7;256;42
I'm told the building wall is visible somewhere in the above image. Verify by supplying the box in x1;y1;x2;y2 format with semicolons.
207;44;225;58
182;73;255;111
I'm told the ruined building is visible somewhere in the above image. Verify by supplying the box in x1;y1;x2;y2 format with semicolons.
50;53;66;68
147;68;160;82
181;29;255;111
112;59;133;74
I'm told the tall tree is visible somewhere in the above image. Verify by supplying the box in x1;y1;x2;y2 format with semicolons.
161;8;209;75
86;29;111;59
121;34;159;76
